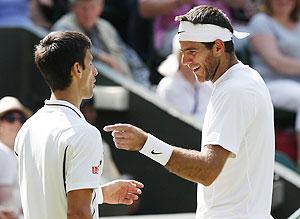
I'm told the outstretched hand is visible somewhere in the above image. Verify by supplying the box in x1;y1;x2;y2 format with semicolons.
103;124;148;151
101;180;144;205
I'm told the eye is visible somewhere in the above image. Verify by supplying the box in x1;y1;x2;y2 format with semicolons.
187;50;198;56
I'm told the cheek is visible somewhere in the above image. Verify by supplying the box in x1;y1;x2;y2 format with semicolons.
1;123;19;135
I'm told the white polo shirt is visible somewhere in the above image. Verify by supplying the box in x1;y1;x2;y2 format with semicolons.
15;100;104;219
198;62;275;219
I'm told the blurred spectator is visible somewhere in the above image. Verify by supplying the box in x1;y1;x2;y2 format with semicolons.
156;35;212;124
101;0;153;64
248;0;300;166
0;96;31;218
53;0;151;88
31;0;69;29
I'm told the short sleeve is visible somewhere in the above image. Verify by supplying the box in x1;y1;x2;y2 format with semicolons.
202;86;255;156
248;13;274;37
65;126;103;193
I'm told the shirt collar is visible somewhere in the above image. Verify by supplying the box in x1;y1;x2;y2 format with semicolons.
213;62;244;87
44;99;85;119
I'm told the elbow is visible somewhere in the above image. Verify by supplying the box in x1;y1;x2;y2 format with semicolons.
201;176;216;187
267;58;282;72
198;169;219;186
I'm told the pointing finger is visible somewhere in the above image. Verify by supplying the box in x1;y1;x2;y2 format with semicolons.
103;123;132;132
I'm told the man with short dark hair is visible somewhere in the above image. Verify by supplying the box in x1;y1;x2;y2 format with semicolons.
15;31;143;219
104;6;275;219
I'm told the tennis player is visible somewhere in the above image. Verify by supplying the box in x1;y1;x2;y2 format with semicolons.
104;5;275;219
14;31;143;219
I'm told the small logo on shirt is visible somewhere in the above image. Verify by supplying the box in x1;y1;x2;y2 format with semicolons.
151;150;162;155
92;166;99;174
178;30;185;34
92;160;102;174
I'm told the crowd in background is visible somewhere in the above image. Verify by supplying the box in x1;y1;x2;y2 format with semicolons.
0;0;300;217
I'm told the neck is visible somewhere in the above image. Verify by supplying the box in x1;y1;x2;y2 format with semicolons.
51;88;81;109
212;53;238;82
273;15;295;28
0;138;14;150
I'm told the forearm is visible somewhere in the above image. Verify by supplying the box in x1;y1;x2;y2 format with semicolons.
67;211;91;219
139;0;184;17
266;55;300;76
251;36;300;75
165;147;220;186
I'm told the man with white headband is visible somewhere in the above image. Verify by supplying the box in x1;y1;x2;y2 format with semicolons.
104;5;275;219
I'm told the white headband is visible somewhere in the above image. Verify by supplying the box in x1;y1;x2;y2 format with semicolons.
178;21;249;42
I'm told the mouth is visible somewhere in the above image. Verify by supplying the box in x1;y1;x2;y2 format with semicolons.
192;66;201;74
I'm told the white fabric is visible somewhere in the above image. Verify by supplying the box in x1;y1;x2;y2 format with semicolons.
198;62;275;218
14;100;104;219
0;142;21;212
178;22;249;42
157;71;212;124
140;134;174;166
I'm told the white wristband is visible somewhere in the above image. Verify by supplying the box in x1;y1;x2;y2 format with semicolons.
139;134;174;166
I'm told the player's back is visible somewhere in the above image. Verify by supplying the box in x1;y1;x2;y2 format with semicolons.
15;100;96;219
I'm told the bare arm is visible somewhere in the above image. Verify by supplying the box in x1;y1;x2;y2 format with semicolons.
104;124;230;186
166;145;230;186
250;34;300;75
139;0;191;18
67;189;93;219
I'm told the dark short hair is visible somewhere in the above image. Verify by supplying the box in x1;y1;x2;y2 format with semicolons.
34;31;91;91
176;5;235;53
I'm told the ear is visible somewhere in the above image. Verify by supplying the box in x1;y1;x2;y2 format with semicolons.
213;40;225;57
71;62;83;79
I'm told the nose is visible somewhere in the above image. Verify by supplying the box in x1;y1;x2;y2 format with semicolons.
181;53;192;66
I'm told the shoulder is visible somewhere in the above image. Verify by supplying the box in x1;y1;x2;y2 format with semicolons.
215;66;259;100
249;13;271;25
73;122;101;140
65;123;102;154
97;18;118;33
52;13;76;31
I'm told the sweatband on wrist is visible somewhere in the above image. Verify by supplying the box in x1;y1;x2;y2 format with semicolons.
139;134;174;166
178;21;249;42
